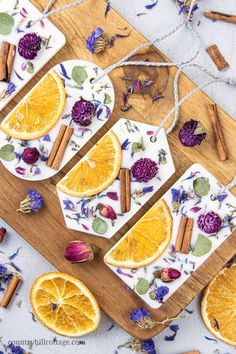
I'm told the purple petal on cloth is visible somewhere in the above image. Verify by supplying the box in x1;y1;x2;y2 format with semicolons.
145;0;158;10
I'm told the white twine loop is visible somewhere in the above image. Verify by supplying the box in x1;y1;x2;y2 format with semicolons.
30;0;86;26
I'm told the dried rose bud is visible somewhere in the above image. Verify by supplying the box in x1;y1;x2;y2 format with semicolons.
154;268;181;282
97;204;117;222
0;227;6;243
22;147;40;164
64;241;99;263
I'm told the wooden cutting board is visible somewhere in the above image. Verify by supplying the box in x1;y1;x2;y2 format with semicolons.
1;0;236;339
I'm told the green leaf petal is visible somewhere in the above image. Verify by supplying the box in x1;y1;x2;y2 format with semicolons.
92;217;108;235
104;93;111;104
136;278;149;295
192;234;212;257
0;13;15;35
71;66;88;86
0;144;15;161
27;62;34;74
193;177;210;196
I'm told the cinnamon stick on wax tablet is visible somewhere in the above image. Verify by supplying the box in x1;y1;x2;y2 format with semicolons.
175;216;194;254
47;124;74;170
0;41;16;81
120;168;131;213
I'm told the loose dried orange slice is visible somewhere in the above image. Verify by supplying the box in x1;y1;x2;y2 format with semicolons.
57;130;122;197
201;264;236;346
104;199;172;268
0;70;66;140
30;272;100;337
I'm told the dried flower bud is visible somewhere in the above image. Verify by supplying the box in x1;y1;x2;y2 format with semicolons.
22;147;40;164
0;227;6;243
97;204;117;223
64;241;99;263
154;268;181;282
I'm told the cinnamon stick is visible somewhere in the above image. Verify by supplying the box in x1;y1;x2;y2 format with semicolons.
205;11;236;25
7;44;16;81
0;273;21;308
175;216;194;254
47;124;74;170
206;44;229;71
0;41;10;81
175;216;188;252
208;104;229;162
120;168;131;213
181;351;200;354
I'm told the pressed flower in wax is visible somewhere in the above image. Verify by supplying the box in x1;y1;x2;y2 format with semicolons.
22;147;40;164
197;211;222;234
131;158;159;183
18;33;42;60
71;97;95;126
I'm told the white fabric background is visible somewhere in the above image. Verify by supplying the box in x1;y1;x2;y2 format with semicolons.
1;1;236;353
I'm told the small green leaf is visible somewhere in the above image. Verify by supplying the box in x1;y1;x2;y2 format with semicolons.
194;121;206;135
92;217;108;235
72;66;88;86
131;137;145;154
104;93;111;104
0;144;15;161
0;13;15;35
27;62;34;74
193;177;210;197
136;278;149;295
192;234;212;257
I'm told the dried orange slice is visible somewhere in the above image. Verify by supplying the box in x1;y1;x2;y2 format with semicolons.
30;272;100;337
201;264;236;346
57;130;122;197
104;199;172;268
0;70;66;140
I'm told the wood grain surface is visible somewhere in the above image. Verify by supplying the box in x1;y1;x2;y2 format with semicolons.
0;0;236;339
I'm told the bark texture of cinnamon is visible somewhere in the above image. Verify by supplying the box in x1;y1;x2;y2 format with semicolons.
0;41;16;81
175;216;194;254
47;124;74;170
120;168;131;213
0;273;21;308
181;351;200;354
208;104;229;162
205;11;236;25
206;44;229;71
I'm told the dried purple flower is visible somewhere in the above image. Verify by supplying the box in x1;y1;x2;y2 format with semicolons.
71;97;95;126
18;33;41;60
86;27;108;54
64;241;99;263
197;211;222;234
17;189;44;213
0;264;8;275
129;307;156;329
97;204;117;225
131;158;159;183
22;147;39;164
178;119;206;147
7;343;25;354
165;324;179;341
154;268;181;282
118;338;156;354
150;285;169;303
0;227;6;243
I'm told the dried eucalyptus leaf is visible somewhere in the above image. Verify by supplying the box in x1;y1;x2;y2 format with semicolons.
27;62;34;74
72;66;88;86
104;93;111;104
92;217;108;235
131;138;145;154
193;177;210;196
194;121;206;135
192;234;212;257
0;13;15;35
136;278;149;295
0;144;15;161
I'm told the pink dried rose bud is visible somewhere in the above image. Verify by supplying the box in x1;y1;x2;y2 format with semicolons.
64;241;99;263
97;204;117;223
22;147;40;164
0;227;6;243
154;268;181;282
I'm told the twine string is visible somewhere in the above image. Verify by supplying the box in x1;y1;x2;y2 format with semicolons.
30;0;86;26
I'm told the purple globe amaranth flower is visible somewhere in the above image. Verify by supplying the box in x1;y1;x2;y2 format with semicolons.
71;98;95;126
64;241;99;263
131;158;159;183
0;227;6;243
154;268;181;282
197;211;222;234
22;147;40;164
18;33;42;60
178;119;206;147
18;189;44;213
86;27;108;54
